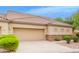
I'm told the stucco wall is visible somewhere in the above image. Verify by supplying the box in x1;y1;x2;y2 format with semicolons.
9;23;47;34
47;26;72;35
46;35;63;41
0;22;9;34
0;22;73;37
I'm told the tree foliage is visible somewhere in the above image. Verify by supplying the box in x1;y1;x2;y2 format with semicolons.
72;12;79;29
54;11;79;31
64;18;73;25
54;17;64;22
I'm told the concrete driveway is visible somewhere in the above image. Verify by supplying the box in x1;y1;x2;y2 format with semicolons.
16;41;79;53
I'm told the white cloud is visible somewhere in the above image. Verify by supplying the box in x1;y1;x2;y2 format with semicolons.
27;6;79;16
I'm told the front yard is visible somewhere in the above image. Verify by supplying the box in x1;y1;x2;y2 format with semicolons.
0;35;79;53
0;40;79;53
16;41;79;53
56;40;79;49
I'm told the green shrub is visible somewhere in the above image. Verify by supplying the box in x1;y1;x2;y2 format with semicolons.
64;35;72;44
76;33;79;37
0;34;19;52
73;36;79;42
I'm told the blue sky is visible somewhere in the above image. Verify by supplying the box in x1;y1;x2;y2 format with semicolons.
0;6;79;18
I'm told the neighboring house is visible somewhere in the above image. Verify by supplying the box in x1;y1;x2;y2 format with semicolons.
0;11;73;41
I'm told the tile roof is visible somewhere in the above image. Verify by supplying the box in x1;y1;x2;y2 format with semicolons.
49;20;72;27
6;10;50;25
2;10;72;27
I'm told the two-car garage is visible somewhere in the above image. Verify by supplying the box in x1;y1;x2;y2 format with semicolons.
6;11;50;41
13;28;46;41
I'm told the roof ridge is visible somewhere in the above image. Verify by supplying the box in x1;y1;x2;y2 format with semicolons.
6;10;72;27
7;10;53;20
7;10;40;17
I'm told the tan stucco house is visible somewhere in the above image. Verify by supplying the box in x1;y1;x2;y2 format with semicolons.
0;11;73;41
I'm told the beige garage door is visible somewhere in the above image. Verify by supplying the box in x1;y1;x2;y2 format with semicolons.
13;28;45;41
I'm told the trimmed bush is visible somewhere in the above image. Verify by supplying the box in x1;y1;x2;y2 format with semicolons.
0;34;19;52
64;35;72;44
73;36;79;42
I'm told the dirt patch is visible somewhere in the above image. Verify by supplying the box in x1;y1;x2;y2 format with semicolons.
56;41;79;49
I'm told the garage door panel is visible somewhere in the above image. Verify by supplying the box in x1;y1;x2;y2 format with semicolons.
13;28;45;41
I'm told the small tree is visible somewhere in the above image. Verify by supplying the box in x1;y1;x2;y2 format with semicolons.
73;35;79;42
72;11;79;31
